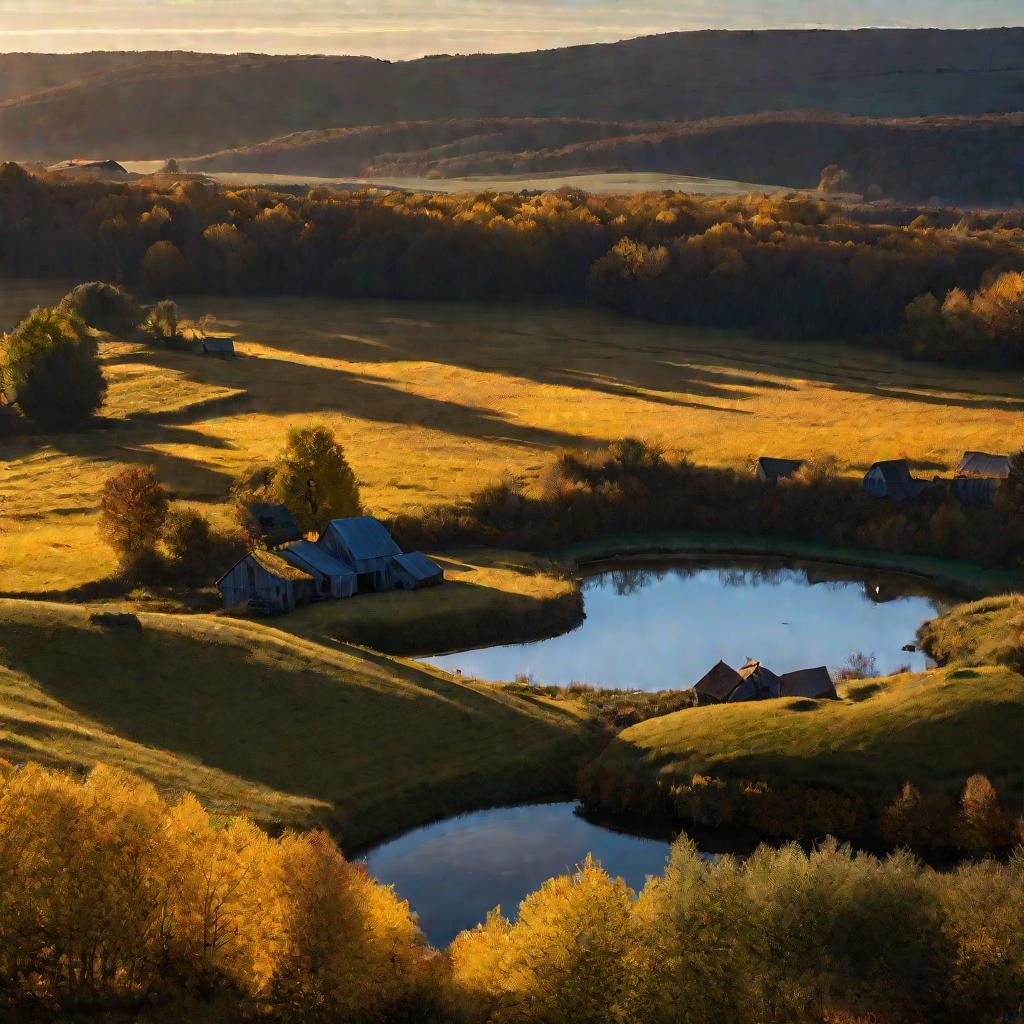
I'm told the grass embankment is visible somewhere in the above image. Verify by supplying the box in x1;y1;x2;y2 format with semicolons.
918;593;1024;671
273;548;582;656
5;281;1024;594
0;599;598;851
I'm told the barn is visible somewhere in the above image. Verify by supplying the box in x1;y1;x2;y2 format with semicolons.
863;460;928;502
956;451;1010;479
217;549;316;612
756;457;804;483
280;540;357;599
779;666;838;700
693;660;744;706
318;516;403;593
390;551;444;590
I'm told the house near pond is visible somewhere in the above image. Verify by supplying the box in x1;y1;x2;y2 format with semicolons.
756;457;804;483
217;515;443;611
694;658;837;706
863;460;928;502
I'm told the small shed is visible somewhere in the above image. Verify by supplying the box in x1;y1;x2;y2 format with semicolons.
245;502;300;547
729;659;783;702
756;457;804;483
693;660;744;706
390;551;444;590
201;335;235;357
217;549;315;612
863;460;927;502
956;451;1010;480
318;516;403;591
280;540;357;599
780;666;838;700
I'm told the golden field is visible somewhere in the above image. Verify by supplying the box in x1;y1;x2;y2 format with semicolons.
3;278;1024;594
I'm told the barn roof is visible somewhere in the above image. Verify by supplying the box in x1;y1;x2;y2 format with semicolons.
693;660;743;702
730;659;783;701
281;540;354;578
780;666;838;700
869;459;914;482
321;516;402;560
757;457;804;480
956;451;1010;479
393;551;443;581
865;460;928;501
246;502;299;544
249;548;314;581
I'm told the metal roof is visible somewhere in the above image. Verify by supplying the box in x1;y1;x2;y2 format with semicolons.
393;551;443;581
321;516;402;560
956;451;1010;479
693;660;743;702
780;666;838;700
281;540;354;578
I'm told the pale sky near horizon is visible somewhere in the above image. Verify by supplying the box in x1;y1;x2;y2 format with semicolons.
0;1;1020;59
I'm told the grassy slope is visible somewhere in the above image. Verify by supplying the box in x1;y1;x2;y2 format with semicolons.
0;600;596;850
5;283;1024;594
918;594;1024;670
596;664;1024;800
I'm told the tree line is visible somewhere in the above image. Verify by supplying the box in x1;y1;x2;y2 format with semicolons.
0;762;1019;1024
4;166;1024;364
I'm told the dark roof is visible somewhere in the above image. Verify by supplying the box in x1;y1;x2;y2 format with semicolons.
956;451;1010;479
730;660;782;701
247;502;299;542
202;335;235;353
693;660;743;702
47;158;127;173
321;516;402;561
780;666;838;700
757;457;804;480
393;551;443;581
865;460;928;502
870;459;915;483
281;540;354;578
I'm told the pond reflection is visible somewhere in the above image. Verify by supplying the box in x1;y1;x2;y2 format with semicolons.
422;559;946;690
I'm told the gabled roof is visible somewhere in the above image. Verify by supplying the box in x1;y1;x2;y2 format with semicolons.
202;335;235;353
780;666;838;700
757;457;803;480
865;460;928;501
869;459;914;482
693;660;743;702
730;659;782;701
246;502;299;543
393;551;443;581
956;451;1010;479
321;516;401;560
281;540;354;578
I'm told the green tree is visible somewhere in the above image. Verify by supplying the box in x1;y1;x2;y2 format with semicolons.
98;466;169;557
0;306;106;430
273;425;361;535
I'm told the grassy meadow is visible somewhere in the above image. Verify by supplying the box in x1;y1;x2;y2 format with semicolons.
5;279;1024;595
0;598;597;850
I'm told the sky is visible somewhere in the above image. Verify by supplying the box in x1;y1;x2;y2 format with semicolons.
1;1;1020;59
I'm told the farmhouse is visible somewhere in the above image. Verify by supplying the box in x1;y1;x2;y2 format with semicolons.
280;540;356;599
217;549;315;612
318;516;404;593
756;457;804;483
863;460;928;502
244;502;300;547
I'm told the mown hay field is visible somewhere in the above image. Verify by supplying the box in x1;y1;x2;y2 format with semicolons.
4;279;1024;593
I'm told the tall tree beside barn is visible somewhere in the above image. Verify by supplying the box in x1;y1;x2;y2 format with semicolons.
98;466;169;558
274;424;361;535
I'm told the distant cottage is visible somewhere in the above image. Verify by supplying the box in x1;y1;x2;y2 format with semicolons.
694;658;837;705
217;549;315;613
756;457;804;483
201;335;235;357
863;460;928;502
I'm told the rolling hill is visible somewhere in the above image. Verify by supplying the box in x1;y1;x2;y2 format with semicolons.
3;29;1024;163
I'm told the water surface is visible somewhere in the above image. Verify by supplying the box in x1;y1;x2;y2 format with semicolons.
363;802;670;947
424;559;944;690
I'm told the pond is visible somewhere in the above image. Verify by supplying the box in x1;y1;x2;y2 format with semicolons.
363;802;674;947
422;558;946;690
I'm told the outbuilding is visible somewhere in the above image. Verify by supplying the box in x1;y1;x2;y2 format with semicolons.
217;549;315;612
201;335;235;357
756;457;804;483
863;460;928;502
779;666;838;700
389;551;444;590
318;516;403;592
244;502;300;547
729;659;783;701
956;451;1010;479
280;540;357;599
693;660;744;706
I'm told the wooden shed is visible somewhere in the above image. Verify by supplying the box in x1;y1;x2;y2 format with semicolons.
390;551;444;590
693;660;744;706
318;516;403;592
779;666;838;700
863;460;927;502
280;540;357;599
756;457;804;483
217;549;315;613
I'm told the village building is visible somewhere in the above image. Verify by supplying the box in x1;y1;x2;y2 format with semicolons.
390;551;445;590
693;660;744;705
955;451;1011;479
201;335;235;357
756;457;804;483
863;460;928;502
216;549;315;612
318;516;406;593
779;666;838;700
280;540;357;599
244;502;300;547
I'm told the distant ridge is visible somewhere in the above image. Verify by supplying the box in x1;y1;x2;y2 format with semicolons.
2;28;1024;161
